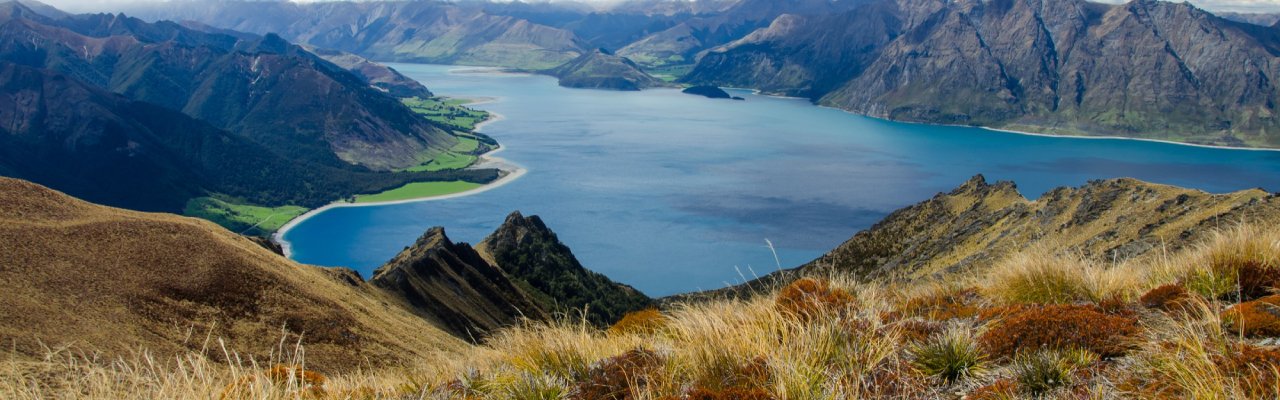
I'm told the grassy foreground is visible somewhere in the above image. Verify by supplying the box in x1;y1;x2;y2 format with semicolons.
5;225;1280;398
352;181;483;203
182;196;308;235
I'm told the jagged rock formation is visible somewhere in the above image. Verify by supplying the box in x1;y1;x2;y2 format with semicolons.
677;175;1280;300
0;177;463;371
371;227;550;341
686;0;1280;147
548;49;663;90
478;212;653;327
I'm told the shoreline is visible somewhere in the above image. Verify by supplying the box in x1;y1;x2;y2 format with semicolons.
273;109;521;258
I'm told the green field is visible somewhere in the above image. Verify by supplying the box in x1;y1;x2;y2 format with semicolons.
403;96;490;131
406;135;482;172
352;181;484;203
645;64;695;82
183;196;309;235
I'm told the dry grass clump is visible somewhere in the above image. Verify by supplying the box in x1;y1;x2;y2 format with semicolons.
607;309;669;336
982;249;1139;305
1222;294;1280;337
889;285;982;321
1173;225;1280;301
978;304;1140;359
1009;348;1097;397
572;348;664;400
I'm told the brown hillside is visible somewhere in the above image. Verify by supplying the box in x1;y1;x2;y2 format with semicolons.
0;177;462;372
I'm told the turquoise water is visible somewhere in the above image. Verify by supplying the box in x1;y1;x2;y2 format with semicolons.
282;64;1280;297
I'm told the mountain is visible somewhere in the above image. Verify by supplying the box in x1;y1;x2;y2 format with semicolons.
548;48;663;90
0;4;466;170
121;1;585;70
0;61;489;214
477;212;653;327
1218;11;1280;26
371;227;551;341
686;174;1280;299
305;46;433;99
685;0;1280;148
0;177;464;371
0;3;497;215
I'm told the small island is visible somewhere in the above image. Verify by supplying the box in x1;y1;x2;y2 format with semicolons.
682;85;744;100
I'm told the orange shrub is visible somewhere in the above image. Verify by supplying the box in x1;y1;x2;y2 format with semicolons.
608;309;668;336
1234;260;1280;301
573;348;664;400
219;364;327;399
978;304;1140;359
891;288;981;321
1222;295;1280;337
883;319;943;344
1214;344;1280;399
775;278;856;320
968;378;1018;400
1140;284;1193;312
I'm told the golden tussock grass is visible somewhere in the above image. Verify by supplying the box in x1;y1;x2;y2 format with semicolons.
5;224;1280;399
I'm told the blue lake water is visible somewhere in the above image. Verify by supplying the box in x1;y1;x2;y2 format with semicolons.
282;64;1280;297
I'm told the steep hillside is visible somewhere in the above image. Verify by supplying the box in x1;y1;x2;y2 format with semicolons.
477;212;653;327
548;48;663;90
0;61;490;214
123;1;585;70
0;3;461;170
687;0;1280;147
0;177;464;372
371;227;550;341
305;46;433;99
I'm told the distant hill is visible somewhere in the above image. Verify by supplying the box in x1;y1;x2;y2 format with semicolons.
0;177;465;371
684;0;1280;147
548;48;663;90
120;0;586;70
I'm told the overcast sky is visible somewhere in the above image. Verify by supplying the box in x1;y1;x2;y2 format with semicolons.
34;0;1280;15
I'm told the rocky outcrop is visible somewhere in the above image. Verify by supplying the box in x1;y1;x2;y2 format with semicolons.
478;212;653;327
0;177;464;371
548;49;663;91
686;0;1280;147
371;227;549;341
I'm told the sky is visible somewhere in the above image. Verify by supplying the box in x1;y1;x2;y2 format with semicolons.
32;0;1280;15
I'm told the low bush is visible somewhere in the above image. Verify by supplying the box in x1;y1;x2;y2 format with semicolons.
1221;295;1280;337
573;348;664;400
1140;284;1194;313
1012;350;1086;397
775;278;856;321
1213;344;1280;399
891;287;981;321
979;304;1140;359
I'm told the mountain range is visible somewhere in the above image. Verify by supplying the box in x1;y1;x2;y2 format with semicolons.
115;0;1280;147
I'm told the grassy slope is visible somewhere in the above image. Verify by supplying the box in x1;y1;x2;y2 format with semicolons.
7;224;1280;398
183;196;308;235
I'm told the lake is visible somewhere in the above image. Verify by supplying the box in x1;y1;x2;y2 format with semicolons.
281;64;1280;297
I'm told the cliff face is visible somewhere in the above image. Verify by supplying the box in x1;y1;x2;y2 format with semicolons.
0;177;463;371
477;212;653;327
548;49;663;90
687;0;1280;147
371;227;550;341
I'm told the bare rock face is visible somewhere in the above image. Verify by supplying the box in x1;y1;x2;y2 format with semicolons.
686;0;1280;147
371;227;550;341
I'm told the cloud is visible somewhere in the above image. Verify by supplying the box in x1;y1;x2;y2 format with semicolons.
1093;0;1280;13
